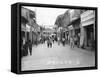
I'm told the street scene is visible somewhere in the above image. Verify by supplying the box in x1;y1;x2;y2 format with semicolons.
21;6;96;71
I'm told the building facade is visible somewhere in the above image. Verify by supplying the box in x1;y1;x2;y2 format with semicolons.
21;7;37;44
55;10;70;42
80;10;95;50
67;9;81;46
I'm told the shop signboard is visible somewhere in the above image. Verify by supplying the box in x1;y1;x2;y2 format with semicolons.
26;24;31;32
68;25;73;30
81;10;95;27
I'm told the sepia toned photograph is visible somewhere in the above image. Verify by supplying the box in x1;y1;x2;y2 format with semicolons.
21;5;96;71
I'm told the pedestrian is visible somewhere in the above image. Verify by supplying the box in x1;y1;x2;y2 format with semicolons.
74;35;77;46
47;37;50;48
77;33;80;48
62;37;65;46
29;40;32;55
22;41;28;56
58;37;60;45
68;35;70;44
70;36;74;48
52;36;54;43
50;37;52;48
47;36;52;48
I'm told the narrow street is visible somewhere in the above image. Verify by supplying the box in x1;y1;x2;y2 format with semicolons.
21;42;95;71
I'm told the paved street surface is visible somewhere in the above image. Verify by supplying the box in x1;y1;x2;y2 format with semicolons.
21;42;95;71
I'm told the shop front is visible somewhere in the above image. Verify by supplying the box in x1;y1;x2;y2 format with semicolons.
68;25;74;37
72;18;81;46
84;24;94;48
80;10;95;50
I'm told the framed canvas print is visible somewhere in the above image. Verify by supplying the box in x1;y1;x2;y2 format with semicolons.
11;2;98;74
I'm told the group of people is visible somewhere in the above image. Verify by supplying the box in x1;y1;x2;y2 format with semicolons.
21;33;80;57
46;35;66;48
57;37;66;46
55;34;80;49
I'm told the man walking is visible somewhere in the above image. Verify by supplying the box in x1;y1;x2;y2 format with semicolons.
29;40;32;55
